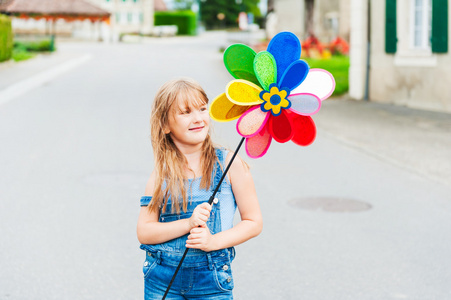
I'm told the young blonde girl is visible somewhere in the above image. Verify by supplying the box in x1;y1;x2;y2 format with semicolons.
137;78;262;299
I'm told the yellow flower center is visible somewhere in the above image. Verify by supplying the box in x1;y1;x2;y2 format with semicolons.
260;85;291;116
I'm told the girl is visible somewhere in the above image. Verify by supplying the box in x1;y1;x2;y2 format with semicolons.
137;78;263;300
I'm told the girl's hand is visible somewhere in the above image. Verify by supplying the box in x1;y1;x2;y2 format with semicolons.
186;224;216;252
189;203;211;228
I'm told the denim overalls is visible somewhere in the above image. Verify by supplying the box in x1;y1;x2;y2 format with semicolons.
140;148;236;300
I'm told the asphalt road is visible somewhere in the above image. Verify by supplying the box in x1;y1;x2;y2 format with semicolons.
1;32;450;300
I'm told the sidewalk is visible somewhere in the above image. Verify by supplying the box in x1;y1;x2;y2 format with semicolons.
315;97;451;186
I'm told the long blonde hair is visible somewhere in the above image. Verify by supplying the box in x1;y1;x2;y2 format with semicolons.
149;78;217;214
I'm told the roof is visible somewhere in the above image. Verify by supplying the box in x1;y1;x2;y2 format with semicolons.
154;0;167;11
0;0;110;17
0;0;13;10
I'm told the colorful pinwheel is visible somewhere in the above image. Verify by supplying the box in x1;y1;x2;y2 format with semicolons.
209;32;336;158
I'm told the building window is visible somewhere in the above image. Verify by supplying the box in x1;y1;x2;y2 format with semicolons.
132;12;140;24
128;12;133;23
121;12;127;24
411;0;432;50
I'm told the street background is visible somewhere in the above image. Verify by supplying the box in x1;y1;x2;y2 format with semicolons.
1;32;451;299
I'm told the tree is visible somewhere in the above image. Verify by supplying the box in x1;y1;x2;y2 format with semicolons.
172;0;195;10
200;0;260;29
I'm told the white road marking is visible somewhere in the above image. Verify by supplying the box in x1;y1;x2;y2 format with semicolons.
0;54;92;106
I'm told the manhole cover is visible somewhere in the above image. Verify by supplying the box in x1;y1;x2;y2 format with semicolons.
288;197;372;212
82;172;147;188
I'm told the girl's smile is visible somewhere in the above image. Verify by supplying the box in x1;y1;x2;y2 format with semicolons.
189;126;205;131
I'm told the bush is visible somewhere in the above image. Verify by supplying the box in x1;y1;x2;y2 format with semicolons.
14;39;55;52
154;11;197;36
0;14;13;63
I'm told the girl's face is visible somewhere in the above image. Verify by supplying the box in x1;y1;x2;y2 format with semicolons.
166;93;210;148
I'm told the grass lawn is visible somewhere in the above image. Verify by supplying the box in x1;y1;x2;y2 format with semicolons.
303;56;349;96
12;48;36;62
11;39;55;62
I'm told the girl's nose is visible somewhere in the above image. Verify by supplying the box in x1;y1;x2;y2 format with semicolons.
192;111;203;122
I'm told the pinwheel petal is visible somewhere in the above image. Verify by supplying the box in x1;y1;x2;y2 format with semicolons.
290;114;317;146
287;93;321;116
245;123;272;158
223;44;261;86
291;68;336;101
209;93;252;122
278;60;309;91
226;80;263;106
253;51;277;91
236;106;270;138
268;110;294;143
267;32;301;84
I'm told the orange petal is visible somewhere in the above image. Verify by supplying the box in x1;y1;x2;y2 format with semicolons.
209;93;252;122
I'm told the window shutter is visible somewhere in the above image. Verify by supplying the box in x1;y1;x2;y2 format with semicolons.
385;0;397;53
432;0;448;53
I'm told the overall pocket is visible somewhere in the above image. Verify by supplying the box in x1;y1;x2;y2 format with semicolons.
142;252;158;279
213;261;234;292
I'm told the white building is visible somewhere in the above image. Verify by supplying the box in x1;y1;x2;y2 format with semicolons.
350;0;450;113
270;0;350;42
88;0;154;36
4;0;155;42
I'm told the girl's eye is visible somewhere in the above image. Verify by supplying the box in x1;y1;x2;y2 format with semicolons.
200;107;207;112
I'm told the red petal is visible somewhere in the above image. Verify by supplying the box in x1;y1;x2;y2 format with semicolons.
268;110;294;143
290;114;316;146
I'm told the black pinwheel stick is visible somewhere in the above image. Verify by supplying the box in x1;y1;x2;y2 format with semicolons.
161;137;245;300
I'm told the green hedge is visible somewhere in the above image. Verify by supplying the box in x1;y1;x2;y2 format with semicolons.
154;11;197;36
14;39;55;52
0;14;13;63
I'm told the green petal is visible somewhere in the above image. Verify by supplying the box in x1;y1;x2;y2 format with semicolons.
253;51;277;91
224;44;261;86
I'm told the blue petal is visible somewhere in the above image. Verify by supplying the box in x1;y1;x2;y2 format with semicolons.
267;32;301;85
278;60;309;91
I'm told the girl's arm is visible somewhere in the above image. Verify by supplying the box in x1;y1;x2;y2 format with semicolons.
186;153;263;251
136;170;211;245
